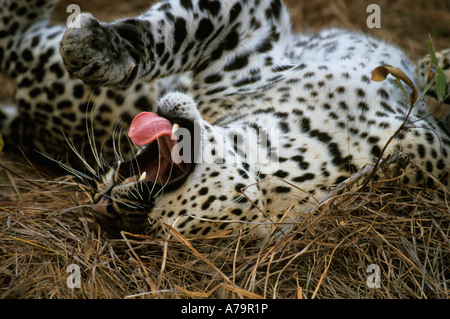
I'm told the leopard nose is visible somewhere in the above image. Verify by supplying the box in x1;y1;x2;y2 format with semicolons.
92;197;115;218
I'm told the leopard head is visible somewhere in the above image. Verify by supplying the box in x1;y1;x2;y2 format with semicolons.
79;92;268;239
87;93;200;236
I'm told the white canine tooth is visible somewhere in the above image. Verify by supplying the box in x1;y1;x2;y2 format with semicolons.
139;172;147;181
172;123;180;134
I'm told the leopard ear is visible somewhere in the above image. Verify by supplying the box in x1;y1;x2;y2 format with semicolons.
156;92;202;122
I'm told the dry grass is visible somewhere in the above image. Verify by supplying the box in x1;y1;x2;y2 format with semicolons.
1;153;449;299
1;0;450;299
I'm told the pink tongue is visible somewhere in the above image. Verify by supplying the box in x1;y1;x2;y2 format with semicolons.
128;112;185;178
128;112;173;146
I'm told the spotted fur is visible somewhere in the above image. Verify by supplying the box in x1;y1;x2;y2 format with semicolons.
2;0;449;240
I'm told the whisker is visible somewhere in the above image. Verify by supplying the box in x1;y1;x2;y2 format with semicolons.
57;204;97;215
85;88;103;170
112;121;125;163
35;151;94;182
97;136;111;169
154;158;174;198
89;187;145;210
112;113;136;163
58;131;98;177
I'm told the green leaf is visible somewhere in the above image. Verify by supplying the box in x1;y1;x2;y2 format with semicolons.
435;66;447;102
428;34;438;66
426;35;440;85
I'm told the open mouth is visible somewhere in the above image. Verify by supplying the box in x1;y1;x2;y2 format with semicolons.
114;112;194;187
91;112;195;219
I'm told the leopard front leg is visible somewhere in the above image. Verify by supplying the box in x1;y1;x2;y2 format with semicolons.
60;1;235;88
60;0;293;90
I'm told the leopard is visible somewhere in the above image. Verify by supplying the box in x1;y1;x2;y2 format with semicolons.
0;0;189;169
2;0;450;241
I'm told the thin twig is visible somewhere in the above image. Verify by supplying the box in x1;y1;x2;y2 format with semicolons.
273;149;405;241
